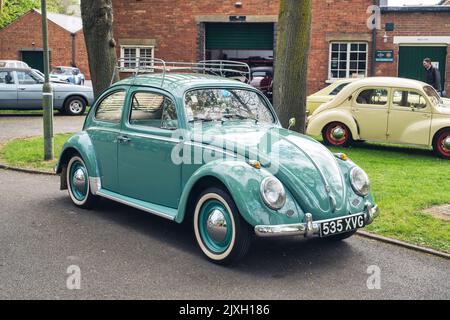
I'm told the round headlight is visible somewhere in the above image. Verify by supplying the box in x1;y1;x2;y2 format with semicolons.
350;167;370;196
260;177;286;210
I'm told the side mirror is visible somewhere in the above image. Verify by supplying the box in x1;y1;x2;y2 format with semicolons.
288;118;296;130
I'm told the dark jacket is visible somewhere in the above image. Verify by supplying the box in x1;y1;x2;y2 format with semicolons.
425;66;441;92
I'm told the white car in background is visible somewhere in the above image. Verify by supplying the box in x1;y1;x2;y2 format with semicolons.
0;60;29;68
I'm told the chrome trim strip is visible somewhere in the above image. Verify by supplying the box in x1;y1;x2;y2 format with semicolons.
255;204;379;238
96;190;175;221
123;131;181;143
89;177;102;195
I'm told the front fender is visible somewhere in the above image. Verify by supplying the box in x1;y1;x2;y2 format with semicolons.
307;109;360;139
56;131;99;178
175;160;305;227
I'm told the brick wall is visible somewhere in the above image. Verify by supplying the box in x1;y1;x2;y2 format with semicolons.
377;11;450;94
112;0;449;95
0;10;90;79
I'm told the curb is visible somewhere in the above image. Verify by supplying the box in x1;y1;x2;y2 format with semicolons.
0;163;56;176
357;230;450;260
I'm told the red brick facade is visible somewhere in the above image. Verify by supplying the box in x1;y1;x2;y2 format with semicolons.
112;0;449;95
0;10;90;79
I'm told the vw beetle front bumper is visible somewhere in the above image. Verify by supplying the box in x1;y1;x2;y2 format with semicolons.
254;202;379;238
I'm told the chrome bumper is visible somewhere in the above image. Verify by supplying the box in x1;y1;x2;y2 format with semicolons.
254;203;379;238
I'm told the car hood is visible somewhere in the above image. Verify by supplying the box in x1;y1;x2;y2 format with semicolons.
51;83;92;93
191;124;350;216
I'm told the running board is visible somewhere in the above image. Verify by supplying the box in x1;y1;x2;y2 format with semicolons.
96;189;177;221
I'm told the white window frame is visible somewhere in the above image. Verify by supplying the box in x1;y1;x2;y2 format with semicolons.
328;42;368;81
120;45;155;72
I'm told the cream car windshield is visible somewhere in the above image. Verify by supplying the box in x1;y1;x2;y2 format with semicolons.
185;88;275;125
423;85;444;107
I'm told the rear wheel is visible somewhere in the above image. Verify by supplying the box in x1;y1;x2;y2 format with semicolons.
193;187;252;265
323;122;353;147
433;129;450;159
64;96;86;116
66;155;98;209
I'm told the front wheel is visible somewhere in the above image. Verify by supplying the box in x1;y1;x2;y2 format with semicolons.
64;96;86;116
433;129;450;159
66;155;98;209
323;122;353;147
193;187;252;265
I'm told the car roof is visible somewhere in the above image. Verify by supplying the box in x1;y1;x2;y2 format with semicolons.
112;73;255;94
329;77;430;106
0;67;32;72
251;66;273;71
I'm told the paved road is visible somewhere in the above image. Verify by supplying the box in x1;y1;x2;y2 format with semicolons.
0;169;448;300
0;115;85;143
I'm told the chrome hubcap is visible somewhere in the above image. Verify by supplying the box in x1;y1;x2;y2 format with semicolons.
443;136;450;152
72;168;86;194
70;101;82;113
331;126;345;140
206;209;228;244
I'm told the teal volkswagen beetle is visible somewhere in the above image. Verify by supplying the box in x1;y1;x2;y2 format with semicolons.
56;61;379;264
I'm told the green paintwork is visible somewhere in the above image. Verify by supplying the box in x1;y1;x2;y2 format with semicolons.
57;73;376;229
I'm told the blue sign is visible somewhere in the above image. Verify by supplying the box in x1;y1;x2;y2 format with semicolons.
376;50;394;62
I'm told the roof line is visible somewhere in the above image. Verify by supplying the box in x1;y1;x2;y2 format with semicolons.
381;5;450;13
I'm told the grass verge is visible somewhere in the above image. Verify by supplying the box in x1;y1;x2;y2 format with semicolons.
0;133;72;171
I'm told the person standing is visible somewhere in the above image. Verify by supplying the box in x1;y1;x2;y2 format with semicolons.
423;58;442;95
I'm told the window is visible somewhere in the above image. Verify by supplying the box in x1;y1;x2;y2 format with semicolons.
393;90;427;109
130;92;178;129
120;46;154;70
356;89;388;105
17;71;40;85
329;42;367;79
184;89;275;125
95;91;126;122
0;71;14;84
329;82;351;96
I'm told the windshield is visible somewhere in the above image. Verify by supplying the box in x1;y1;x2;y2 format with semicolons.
51;68;71;75
423;85;443;107
185;88;276;125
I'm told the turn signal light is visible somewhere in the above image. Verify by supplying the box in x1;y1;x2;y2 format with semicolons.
339;153;349;161
249;160;262;169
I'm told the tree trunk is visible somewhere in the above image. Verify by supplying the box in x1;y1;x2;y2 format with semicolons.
80;0;118;98
273;0;312;133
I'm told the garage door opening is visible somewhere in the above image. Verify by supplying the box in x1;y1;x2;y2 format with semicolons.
398;46;447;92
21;50;45;73
205;23;274;68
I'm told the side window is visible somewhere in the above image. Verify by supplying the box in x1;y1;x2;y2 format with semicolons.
330;82;350;96
130;92;178;130
17;72;39;85
0;71;14;84
393;90;427;109
95;91;126;123
356;88;388;105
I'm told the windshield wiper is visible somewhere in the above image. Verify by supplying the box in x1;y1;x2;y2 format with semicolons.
221;114;259;124
188;117;215;123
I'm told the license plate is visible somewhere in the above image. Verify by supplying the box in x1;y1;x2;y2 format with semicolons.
320;214;366;237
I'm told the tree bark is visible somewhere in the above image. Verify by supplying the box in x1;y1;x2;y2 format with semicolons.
273;0;312;133
80;0;118;98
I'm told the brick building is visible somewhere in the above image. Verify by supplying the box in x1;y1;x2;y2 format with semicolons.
112;0;449;95
0;9;90;79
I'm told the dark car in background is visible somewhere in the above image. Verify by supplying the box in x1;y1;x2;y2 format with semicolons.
250;66;273;101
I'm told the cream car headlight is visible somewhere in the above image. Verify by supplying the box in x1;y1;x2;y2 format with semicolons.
350;167;370;196
260;177;286;210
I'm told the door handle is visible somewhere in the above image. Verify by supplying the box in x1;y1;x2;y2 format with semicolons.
118;135;131;144
18;87;26;91
423;114;430;118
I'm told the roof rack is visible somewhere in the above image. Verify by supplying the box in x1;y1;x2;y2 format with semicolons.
111;58;252;87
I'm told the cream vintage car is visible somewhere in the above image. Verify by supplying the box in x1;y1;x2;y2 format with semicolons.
306;77;450;159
